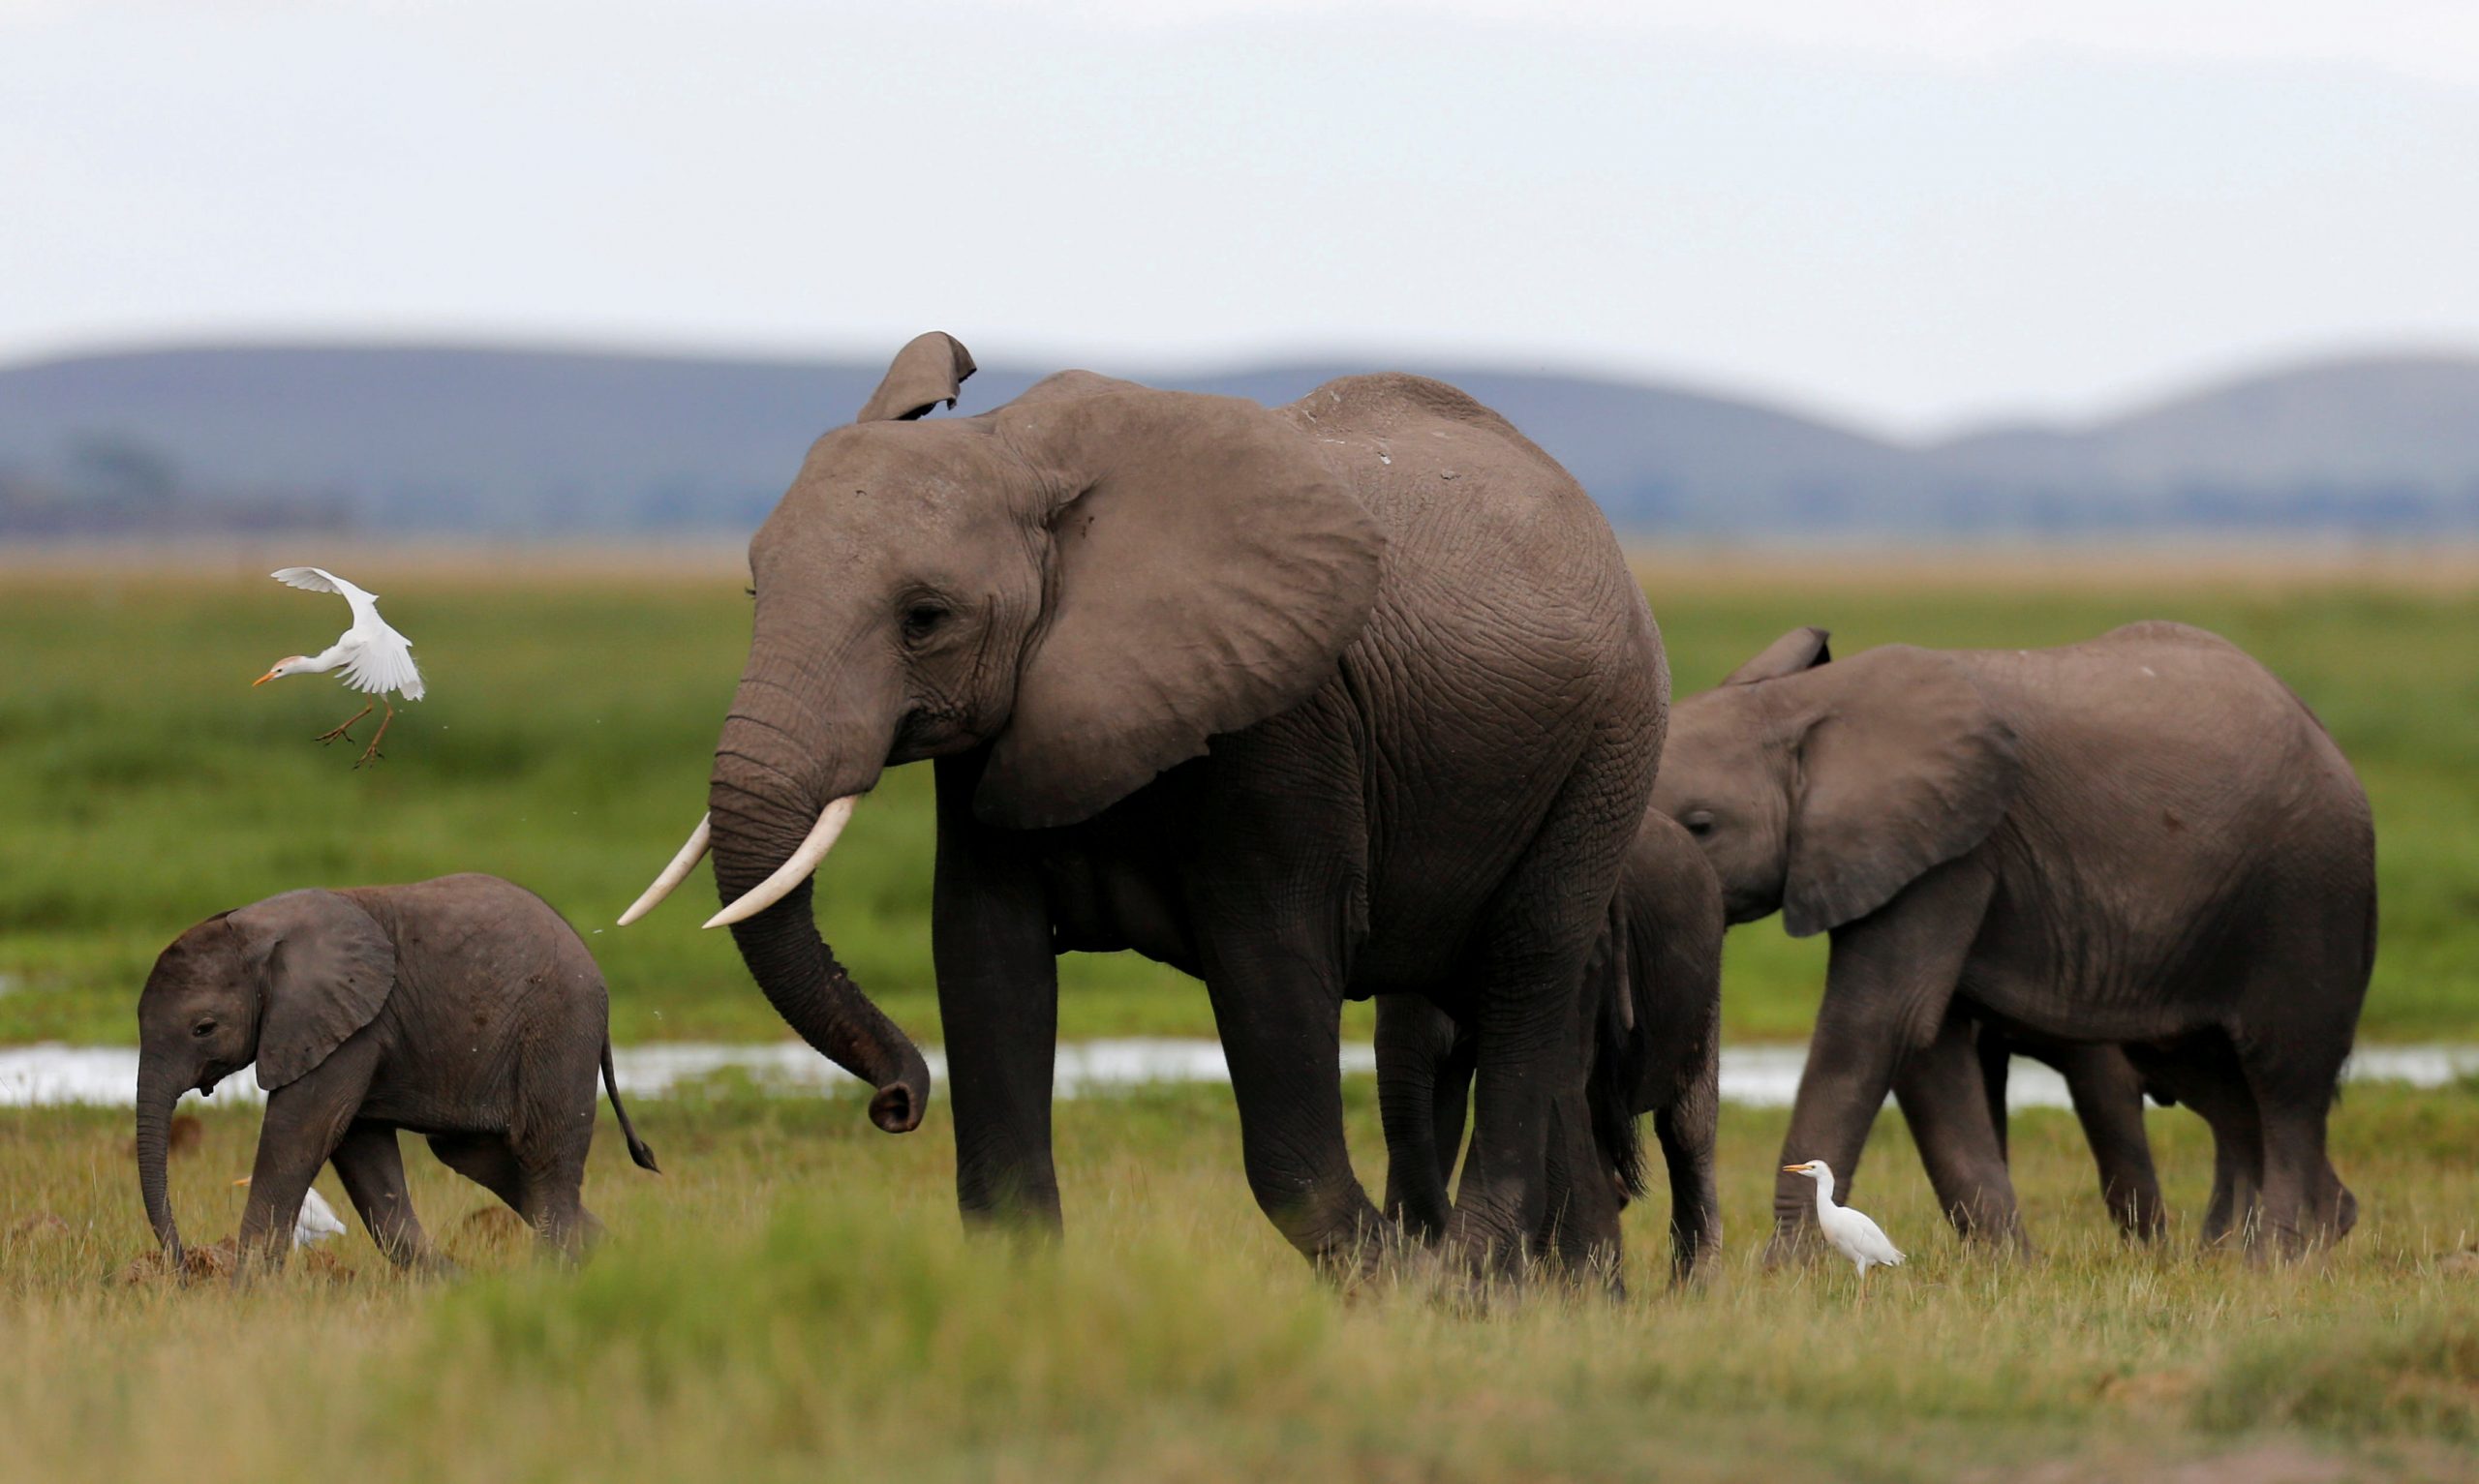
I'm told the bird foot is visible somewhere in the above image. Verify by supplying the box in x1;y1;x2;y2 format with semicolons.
315;725;357;745
352;745;386;770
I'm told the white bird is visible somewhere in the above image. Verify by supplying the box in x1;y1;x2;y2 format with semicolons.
255;566;424;767
232;1177;350;1249
1783;1160;1905;1292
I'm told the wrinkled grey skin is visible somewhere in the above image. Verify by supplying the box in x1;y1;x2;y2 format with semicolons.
1377;809;1723;1285
689;334;1662;1275
136;874;657;1279
1651;623;2373;1259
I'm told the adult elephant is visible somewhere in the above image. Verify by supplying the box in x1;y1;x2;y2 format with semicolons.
625;334;1664;1274
1650;622;2373;1259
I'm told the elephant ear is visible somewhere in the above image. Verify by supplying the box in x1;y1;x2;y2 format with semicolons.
855;331;977;422
1722;626;1831;685
228;891;397;1090
975;386;1385;829
1780;647;2017;938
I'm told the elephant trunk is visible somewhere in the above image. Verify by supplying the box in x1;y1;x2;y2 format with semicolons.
135;1056;186;1264
708;672;930;1134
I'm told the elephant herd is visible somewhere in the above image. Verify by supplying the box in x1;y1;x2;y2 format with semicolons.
137;334;2376;1284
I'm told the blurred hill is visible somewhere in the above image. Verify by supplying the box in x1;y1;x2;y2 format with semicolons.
4;344;2477;538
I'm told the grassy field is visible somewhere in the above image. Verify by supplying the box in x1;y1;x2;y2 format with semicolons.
3;552;2476;1045
4;1080;2477;1481
8;552;2479;1480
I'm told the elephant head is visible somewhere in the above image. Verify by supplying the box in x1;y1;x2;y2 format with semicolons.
134;891;395;1262
1650;628;2019;937
622;333;1386;1133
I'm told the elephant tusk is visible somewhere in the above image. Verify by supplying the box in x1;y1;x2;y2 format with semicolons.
703;796;858;929
617;814;712;926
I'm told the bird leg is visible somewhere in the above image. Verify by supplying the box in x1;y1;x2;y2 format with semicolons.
315;703;374;745
353;702;396;769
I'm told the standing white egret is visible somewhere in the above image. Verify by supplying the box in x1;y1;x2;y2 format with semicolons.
232;1177;350;1249
254;566;424;767
1783;1160;1904;1294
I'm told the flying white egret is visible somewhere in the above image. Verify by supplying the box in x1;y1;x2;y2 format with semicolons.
1783;1160;1905;1293
254;566;424;767
232;1177;350;1249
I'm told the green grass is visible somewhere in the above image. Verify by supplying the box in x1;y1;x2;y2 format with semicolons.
6;1080;2478;1480
3;558;2477;1045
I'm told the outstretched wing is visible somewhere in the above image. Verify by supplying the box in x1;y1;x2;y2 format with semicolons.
278;566;421;699
341;626;424;701
271;565;382;627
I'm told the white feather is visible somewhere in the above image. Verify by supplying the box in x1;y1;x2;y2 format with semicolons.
269;566;424;701
1788;1161;1906;1278
293;1185;349;1248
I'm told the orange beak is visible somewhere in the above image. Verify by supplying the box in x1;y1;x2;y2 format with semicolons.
1782;1165;1805;1174
252;669;280;686
232;1177;253;1187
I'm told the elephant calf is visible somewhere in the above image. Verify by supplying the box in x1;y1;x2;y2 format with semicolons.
1378;810;1724;1284
136;873;658;1278
1652;621;2374;1259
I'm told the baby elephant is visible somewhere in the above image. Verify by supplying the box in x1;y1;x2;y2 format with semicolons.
136;873;658;1277
1654;621;2373;1259
1377;809;1724;1284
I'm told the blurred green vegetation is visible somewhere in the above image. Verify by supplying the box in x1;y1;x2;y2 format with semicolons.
5;1079;2477;1479
3;558;2474;1045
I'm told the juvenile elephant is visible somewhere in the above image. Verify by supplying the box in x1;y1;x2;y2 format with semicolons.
621;333;1664;1275
1376;809;1724;1283
136;874;658;1277
1651;622;2373;1258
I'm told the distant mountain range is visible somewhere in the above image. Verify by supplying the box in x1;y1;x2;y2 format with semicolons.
5;343;2478;538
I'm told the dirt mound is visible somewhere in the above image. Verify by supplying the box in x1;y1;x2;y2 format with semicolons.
117;1239;356;1286
448;1205;532;1258
119;1238;238;1285
11;1211;74;1239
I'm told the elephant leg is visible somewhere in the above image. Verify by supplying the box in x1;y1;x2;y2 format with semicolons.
1974;1022;2012;1164
1447;748;1645;1278
429;1133;529;1215
2137;1041;2261;1248
2055;1045;2165;1243
435;1129;617;1263
431;1131;589;1260
2204;1124;2258;1247
1892;1014;2027;1250
2240;1045;2349;1260
237;1036;382;1280
1542;1074;1625;1287
1654;1065;1722;1285
519;1138;594;1261
328;1120;447;1271
1771;857;1995;1262
932;755;1063;1232
1376;994;1469;1243
1195;941;1381;1276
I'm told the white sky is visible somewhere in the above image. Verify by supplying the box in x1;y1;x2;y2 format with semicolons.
4;0;2475;433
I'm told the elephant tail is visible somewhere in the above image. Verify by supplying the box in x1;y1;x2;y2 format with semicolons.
601;1040;659;1172
1585;910;1650;1203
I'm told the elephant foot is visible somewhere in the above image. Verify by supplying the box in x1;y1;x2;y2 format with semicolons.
1762;1220;1825;1268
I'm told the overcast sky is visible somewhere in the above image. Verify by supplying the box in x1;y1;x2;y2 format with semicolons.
4;0;2475;433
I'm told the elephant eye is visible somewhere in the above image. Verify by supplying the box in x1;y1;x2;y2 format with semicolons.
1683;810;1716;837
901;603;951;643
192;1018;217;1038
